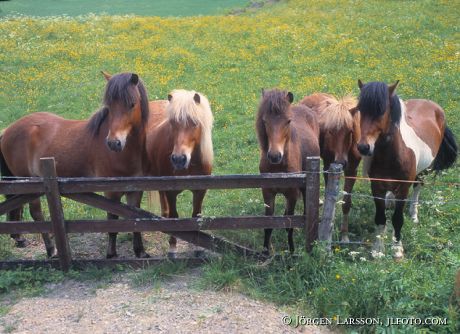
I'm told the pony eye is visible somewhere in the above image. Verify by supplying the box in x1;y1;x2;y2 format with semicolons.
130;103;135;109
287;119;292;125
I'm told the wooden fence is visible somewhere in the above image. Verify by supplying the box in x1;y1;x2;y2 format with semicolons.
0;156;343;271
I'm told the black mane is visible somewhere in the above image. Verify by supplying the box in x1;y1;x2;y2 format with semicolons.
358;81;401;125
87;72;149;136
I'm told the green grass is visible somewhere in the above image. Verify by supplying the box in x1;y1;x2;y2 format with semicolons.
0;0;251;17
0;0;459;332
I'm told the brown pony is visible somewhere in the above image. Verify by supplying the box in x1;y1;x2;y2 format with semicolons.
256;89;320;255
356;80;457;259
145;89;213;257
0;72;151;258
300;93;360;242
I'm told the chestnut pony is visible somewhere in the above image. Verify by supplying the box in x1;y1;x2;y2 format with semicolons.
145;89;213;257
356;80;457;259
256;89;320;255
0;72;151;258
300;93;360;242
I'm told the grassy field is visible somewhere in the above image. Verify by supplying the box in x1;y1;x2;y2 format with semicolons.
0;0;459;332
0;0;251;17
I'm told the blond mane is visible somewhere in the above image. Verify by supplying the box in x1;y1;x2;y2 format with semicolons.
167;89;214;166
317;95;357;131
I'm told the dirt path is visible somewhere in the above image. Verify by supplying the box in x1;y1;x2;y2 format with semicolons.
0;269;331;334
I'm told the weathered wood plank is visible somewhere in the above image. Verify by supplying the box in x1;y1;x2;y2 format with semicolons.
0;221;52;234
64;215;305;233
0;193;42;216
64;192;262;257
58;173;305;193
0;180;45;195
41;157;72;272
319;163;342;251
305;157;320;253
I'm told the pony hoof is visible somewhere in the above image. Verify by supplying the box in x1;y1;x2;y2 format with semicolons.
341;235;350;243
194;250;205;258
136;251;151;258
15;238;29;248
46;247;57;258
106;253;118;259
167;251;177;259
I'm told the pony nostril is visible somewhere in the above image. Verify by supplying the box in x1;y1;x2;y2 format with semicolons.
267;151;282;163
357;143;370;155
106;139;123;152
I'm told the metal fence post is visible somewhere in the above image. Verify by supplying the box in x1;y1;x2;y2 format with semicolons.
305;156;320;253
41;157;71;271
319;163;342;251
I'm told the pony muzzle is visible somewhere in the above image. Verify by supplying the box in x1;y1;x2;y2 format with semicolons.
106;132;128;152
267;150;283;164
170;153;190;170
357;143;372;156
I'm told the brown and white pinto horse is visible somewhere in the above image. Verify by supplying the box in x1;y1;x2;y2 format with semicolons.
0;72;151;258
256;89;320;255
300;93;360;242
356;80;458;259
145;89;213;257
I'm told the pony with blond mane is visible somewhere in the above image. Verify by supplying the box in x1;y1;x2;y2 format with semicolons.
300;93;360;242
146;89;213;256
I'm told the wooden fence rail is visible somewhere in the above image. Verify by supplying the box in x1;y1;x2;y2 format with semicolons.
0;156;324;271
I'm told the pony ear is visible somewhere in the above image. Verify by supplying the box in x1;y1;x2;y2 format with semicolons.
358;79;364;90
101;71;112;81
286;92;294;103
193;93;201;104
349;106;359;116
388;80;399;96
130;73;139;85
261;88;266;97
167;94;173;102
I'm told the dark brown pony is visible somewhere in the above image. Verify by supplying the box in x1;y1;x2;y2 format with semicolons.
0;72;151;258
256;89;320;255
145;89;214;257
356;80;457;259
300;93;360;242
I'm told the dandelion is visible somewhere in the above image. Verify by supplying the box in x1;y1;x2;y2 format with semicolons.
335;274;341;280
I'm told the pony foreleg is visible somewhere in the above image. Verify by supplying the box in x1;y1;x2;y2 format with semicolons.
262;189;275;256
165;191;179;258
284;191;297;254
409;183;422;224
392;187;410;261
371;184;387;258
29;198;56;257
105;192;123;259
127;191;150;258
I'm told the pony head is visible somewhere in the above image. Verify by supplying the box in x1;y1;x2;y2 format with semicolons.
167;89;213;170
356;79;400;156
88;71;149;152
314;93;358;167
256;89;294;164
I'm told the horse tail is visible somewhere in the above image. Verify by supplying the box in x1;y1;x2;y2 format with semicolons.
432;126;458;172
0;132;13;179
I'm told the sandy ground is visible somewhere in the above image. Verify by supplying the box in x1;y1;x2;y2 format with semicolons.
0;267;333;334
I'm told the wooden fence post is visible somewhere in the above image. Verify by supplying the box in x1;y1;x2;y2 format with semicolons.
305;156;320;253
318;163;343;251
41;157;71;272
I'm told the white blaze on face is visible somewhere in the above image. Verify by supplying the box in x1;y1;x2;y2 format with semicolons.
398;99;434;174
108;129;129;150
